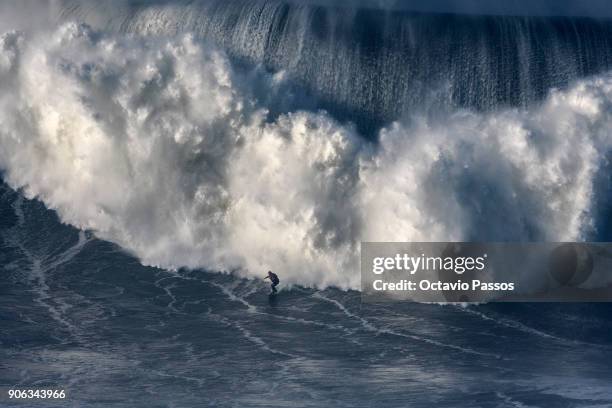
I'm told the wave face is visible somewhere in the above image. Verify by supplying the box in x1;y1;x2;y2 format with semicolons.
1;22;612;288
55;0;612;132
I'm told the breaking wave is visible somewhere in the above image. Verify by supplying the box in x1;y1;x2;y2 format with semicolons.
1;23;611;288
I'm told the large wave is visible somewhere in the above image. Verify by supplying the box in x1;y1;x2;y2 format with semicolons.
0;23;611;288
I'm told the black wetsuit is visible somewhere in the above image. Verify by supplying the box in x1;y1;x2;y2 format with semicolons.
269;272;279;293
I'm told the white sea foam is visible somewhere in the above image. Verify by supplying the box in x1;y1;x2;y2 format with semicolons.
0;24;611;289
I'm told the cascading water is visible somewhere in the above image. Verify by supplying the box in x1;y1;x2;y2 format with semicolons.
56;0;612;132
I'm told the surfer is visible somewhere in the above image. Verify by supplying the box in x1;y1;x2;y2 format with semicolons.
264;271;280;294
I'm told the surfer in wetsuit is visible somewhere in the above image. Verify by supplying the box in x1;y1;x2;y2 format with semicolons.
264;271;279;294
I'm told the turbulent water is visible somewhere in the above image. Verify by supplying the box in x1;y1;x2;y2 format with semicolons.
2;1;612;406
50;0;612;134
2;15;612;287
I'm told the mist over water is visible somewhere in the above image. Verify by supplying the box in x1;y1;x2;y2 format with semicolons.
1;16;612;288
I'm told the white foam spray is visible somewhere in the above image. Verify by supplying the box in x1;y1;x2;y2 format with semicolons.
1;24;611;289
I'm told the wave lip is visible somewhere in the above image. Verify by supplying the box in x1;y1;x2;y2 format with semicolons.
52;0;612;134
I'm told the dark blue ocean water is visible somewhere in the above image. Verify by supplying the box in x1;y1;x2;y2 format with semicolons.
2;182;612;407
